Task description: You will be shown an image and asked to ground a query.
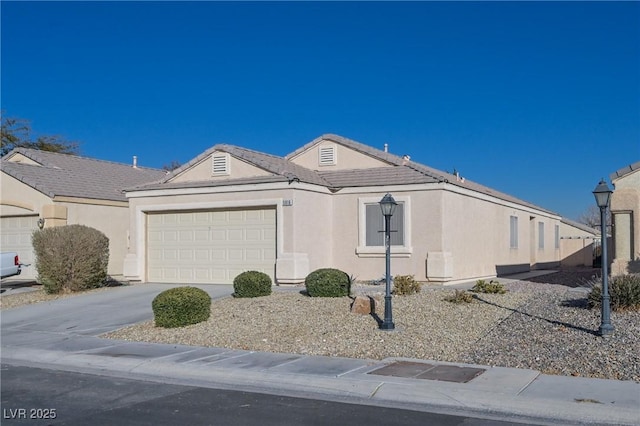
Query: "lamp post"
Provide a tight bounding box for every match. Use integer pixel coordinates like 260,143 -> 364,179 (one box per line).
593,179 -> 614,337
379,193 -> 397,330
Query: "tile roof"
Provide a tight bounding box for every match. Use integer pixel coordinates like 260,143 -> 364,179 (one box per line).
1,148 -> 166,202
130,134 -> 558,215
300,134 -> 557,214
286,133 -> 402,166
610,160 -> 640,181
318,166 -> 437,188
161,144 -> 330,187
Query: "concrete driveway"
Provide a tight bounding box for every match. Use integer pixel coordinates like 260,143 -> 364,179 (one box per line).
1,283 -> 233,345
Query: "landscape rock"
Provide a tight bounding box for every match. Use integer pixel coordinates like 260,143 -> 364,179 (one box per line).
350,295 -> 381,315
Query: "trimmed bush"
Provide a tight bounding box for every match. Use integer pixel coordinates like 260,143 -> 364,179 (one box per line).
233,270 -> 272,298
152,286 -> 211,328
305,268 -> 351,297
444,290 -> 473,304
471,279 -> 507,294
588,274 -> 640,312
393,275 -> 421,295
32,225 -> 109,294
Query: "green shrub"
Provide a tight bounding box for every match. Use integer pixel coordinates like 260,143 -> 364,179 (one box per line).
444,290 -> 473,304
305,268 -> 351,297
32,225 -> 109,294
393,275 -> 421,295
588,274 -> 640,312
471,279 -> 507,294
233,270 -> 272,298
152,286 -> 211,328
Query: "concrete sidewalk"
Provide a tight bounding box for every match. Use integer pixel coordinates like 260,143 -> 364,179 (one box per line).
1,283 -> 639,425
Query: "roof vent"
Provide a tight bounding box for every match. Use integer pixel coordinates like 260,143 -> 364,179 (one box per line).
133,155 -> 138,168
319,145 -> 336,166
212,153 -> 230,175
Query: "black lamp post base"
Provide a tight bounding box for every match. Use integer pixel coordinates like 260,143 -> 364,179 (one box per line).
599,324 -> 614,336
379,321 -> 395,330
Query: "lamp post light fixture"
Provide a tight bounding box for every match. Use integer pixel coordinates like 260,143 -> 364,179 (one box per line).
593,179 -> 614,337
379,193 -> 397,331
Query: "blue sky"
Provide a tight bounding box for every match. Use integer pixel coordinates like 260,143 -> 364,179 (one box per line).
2,1 -> 638,221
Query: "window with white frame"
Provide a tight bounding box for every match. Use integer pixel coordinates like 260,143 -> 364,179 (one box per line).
510,216 -> 518,249
212,153 -> 230,176
357,196 -> 412,256
555,224 -> 560,249
538,221 -> 545,250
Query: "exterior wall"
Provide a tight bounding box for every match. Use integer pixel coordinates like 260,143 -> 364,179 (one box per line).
169,154 -> 271,183
559,222 -> 596,267
1,172 -> 129,277
611,169 -> 640,275
1,173 -> 53,216
124,184 -> 333,284
440,188 -> 559,281
58,201 -> 130,277
327,183 -> 561,284
329,186 -> 444,282
289,141 -> 391,171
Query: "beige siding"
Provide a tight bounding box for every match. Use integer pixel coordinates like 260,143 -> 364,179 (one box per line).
330,189 -> 443,282
1,172 -> 130,278
59,201 -> 130,277
289,141 -> 391,171
560,222 -> 596,267
169,154 -> 271,183
611,168 -> 640,274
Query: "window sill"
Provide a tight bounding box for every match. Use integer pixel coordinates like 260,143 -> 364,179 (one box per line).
356,246 -> 413,258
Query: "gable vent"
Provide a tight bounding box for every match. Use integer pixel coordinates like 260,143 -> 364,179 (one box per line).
319,145 -> 336,166
212,153 -> 230,176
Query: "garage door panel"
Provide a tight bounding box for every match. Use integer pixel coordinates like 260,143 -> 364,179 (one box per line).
194,250 -> 209,261
211,229 -> 226,240
1,215 -> 39,280
211,249 -> 226,261
228,249 -> 243,261
147,208 -> 276,284
245,249 -> 262,261
194,230 -> 209,241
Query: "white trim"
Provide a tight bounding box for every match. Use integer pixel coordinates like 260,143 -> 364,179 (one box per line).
126,181 -> 333,198
132,198 -> 283,282
356,195 -> 412,257
128,179 -> 559,221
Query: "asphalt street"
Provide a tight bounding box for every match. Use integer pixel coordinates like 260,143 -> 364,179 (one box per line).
1,364 -> 534,426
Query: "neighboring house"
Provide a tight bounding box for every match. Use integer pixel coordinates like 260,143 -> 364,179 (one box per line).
610,161 -> 640,275
0,148 -> 166,279
123,134 -> 563,285
559,218 -> 598,267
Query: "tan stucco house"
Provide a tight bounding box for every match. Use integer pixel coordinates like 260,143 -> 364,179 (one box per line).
0,148 -> 166,279
610,161 -> 640,275
123,134 -> 564,285
559,218 -> 598,267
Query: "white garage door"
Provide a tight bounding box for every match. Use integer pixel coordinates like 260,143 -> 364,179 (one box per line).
0,215 -> 39,280
147,208 -> 276,284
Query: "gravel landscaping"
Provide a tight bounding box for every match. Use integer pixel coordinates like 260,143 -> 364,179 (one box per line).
3,270 -> 639,382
